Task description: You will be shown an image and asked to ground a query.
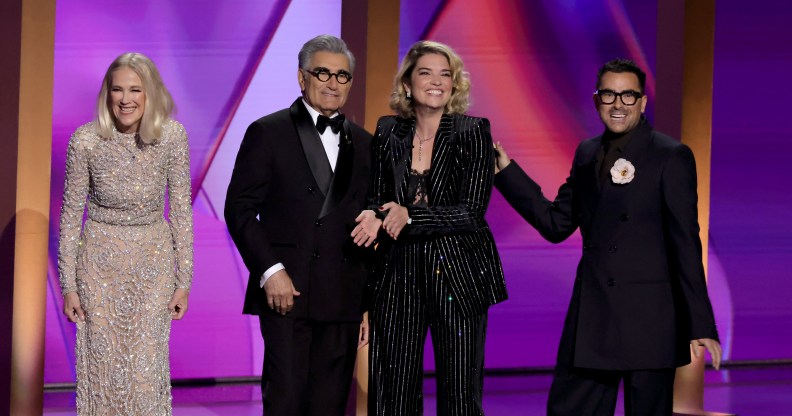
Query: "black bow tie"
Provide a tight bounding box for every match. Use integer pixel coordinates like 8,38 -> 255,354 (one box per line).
316,114 -> 345,134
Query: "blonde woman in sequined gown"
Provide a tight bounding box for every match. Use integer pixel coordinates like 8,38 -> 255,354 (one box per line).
58,53 -> 193,416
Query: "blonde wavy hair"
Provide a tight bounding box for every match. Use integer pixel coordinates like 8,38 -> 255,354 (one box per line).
390,40 -> 471,118
95,53 -> 174,144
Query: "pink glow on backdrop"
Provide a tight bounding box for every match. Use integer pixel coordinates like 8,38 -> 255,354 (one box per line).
46,0 -> 787,384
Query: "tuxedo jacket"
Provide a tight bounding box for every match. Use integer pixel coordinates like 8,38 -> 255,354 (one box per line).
225,98 -> 372,322
368,114 -> 507,317
495,121 -> 718,370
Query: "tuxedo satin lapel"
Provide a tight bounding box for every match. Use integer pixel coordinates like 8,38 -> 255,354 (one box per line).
391,118 -> 414,206
427,114 -> 454,202
319,122 -> 354,218
289,99 -> 333,197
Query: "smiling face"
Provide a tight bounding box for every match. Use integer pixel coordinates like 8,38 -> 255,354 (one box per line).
405,53 -> 453,114
109,66 -> 146,133
298,51 -> 352,117
595,71 -> 647,135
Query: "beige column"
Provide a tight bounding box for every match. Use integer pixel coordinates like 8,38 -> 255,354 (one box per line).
342,0 -> 401,132
341,1 -> 401,414
1,0 -> 56,415
656,1 -> 732,415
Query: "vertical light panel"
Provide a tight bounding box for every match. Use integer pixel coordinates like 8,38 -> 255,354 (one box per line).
12,0 -> 55,414
0,0 -> 22,411
657,0 -> 722,414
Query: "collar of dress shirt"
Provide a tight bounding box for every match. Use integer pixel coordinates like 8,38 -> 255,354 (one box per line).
301,99 -> 340,127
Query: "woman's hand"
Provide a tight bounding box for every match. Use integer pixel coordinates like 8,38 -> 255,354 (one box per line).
380,202 -> 410,240
169,288 -> 190,320
358,312 -> 369,349
63,292 -> 85,323
494,141 -> 511,173
351,210 -> 382,247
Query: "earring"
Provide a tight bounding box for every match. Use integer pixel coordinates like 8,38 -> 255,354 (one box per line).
406,90 -> 411,99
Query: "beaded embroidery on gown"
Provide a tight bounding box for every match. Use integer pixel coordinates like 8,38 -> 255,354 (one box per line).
58,120 -> 193,415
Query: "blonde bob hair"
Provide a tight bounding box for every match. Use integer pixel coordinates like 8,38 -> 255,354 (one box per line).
390,41 -> 471,118
95,52 -> 174,144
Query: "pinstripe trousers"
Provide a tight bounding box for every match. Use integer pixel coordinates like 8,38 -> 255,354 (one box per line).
368,239 -> 488,415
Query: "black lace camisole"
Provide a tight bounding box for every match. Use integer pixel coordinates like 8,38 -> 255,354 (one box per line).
407,169 -> 430,207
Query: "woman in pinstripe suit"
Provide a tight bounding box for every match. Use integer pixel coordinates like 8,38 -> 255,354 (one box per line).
352,41 -> 507,415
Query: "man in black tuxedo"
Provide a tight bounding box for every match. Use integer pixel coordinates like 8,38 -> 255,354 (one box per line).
494,59 -> 721,415
224,35 -> 372,416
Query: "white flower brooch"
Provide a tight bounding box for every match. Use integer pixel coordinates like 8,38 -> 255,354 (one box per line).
610,158 -> 635,184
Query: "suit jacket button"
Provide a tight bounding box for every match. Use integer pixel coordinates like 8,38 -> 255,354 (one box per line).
315,220 -> 322,227
620,214 -> 630,221
307,187 -> 314,193
608,245 -> 618,253
583,242 -> 592,250
607,279 -> 616,287
312,252 -> 320,260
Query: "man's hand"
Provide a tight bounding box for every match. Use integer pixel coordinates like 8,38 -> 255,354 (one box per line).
691,338 -> 722,370
168,288 -> 190,320
494,141 -> 511,173
264,270 -> 301,315
358,312 -> 369,349
352,210 -> 382,247
63,291 -> 85,323
380,202 -> 409,240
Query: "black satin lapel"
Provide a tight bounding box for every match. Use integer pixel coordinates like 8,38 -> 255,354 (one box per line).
319,122 -> 354,218
391,118 -> 414,206
290,99 -> 333,197
427,114 -> 454,201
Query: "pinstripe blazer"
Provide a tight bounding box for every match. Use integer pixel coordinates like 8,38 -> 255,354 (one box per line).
368,113 -> 507,317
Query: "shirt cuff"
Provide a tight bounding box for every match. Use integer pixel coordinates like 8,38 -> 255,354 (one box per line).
260,263 -> 285,288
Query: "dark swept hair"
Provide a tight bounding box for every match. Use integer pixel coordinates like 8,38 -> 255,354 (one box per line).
596,58 -> 646,93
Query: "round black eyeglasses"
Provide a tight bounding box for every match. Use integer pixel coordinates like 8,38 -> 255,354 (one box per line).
305,69 -> 352,84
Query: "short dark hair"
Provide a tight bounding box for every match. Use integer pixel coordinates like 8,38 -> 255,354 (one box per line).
596,58 -> 646,93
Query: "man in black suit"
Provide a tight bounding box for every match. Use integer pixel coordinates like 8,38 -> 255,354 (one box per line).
494,59 -> 721,415
224,35 -> 372,416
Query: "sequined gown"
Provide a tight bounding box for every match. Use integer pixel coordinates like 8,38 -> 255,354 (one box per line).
58,120 -> 193,416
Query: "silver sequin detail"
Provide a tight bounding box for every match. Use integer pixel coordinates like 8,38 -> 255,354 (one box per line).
58,120 -> 193,415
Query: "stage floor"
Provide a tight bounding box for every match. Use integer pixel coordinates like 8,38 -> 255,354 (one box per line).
43,366 -> 791,415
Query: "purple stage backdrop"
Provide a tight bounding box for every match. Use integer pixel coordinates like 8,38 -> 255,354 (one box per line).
45,0 -> 792,383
